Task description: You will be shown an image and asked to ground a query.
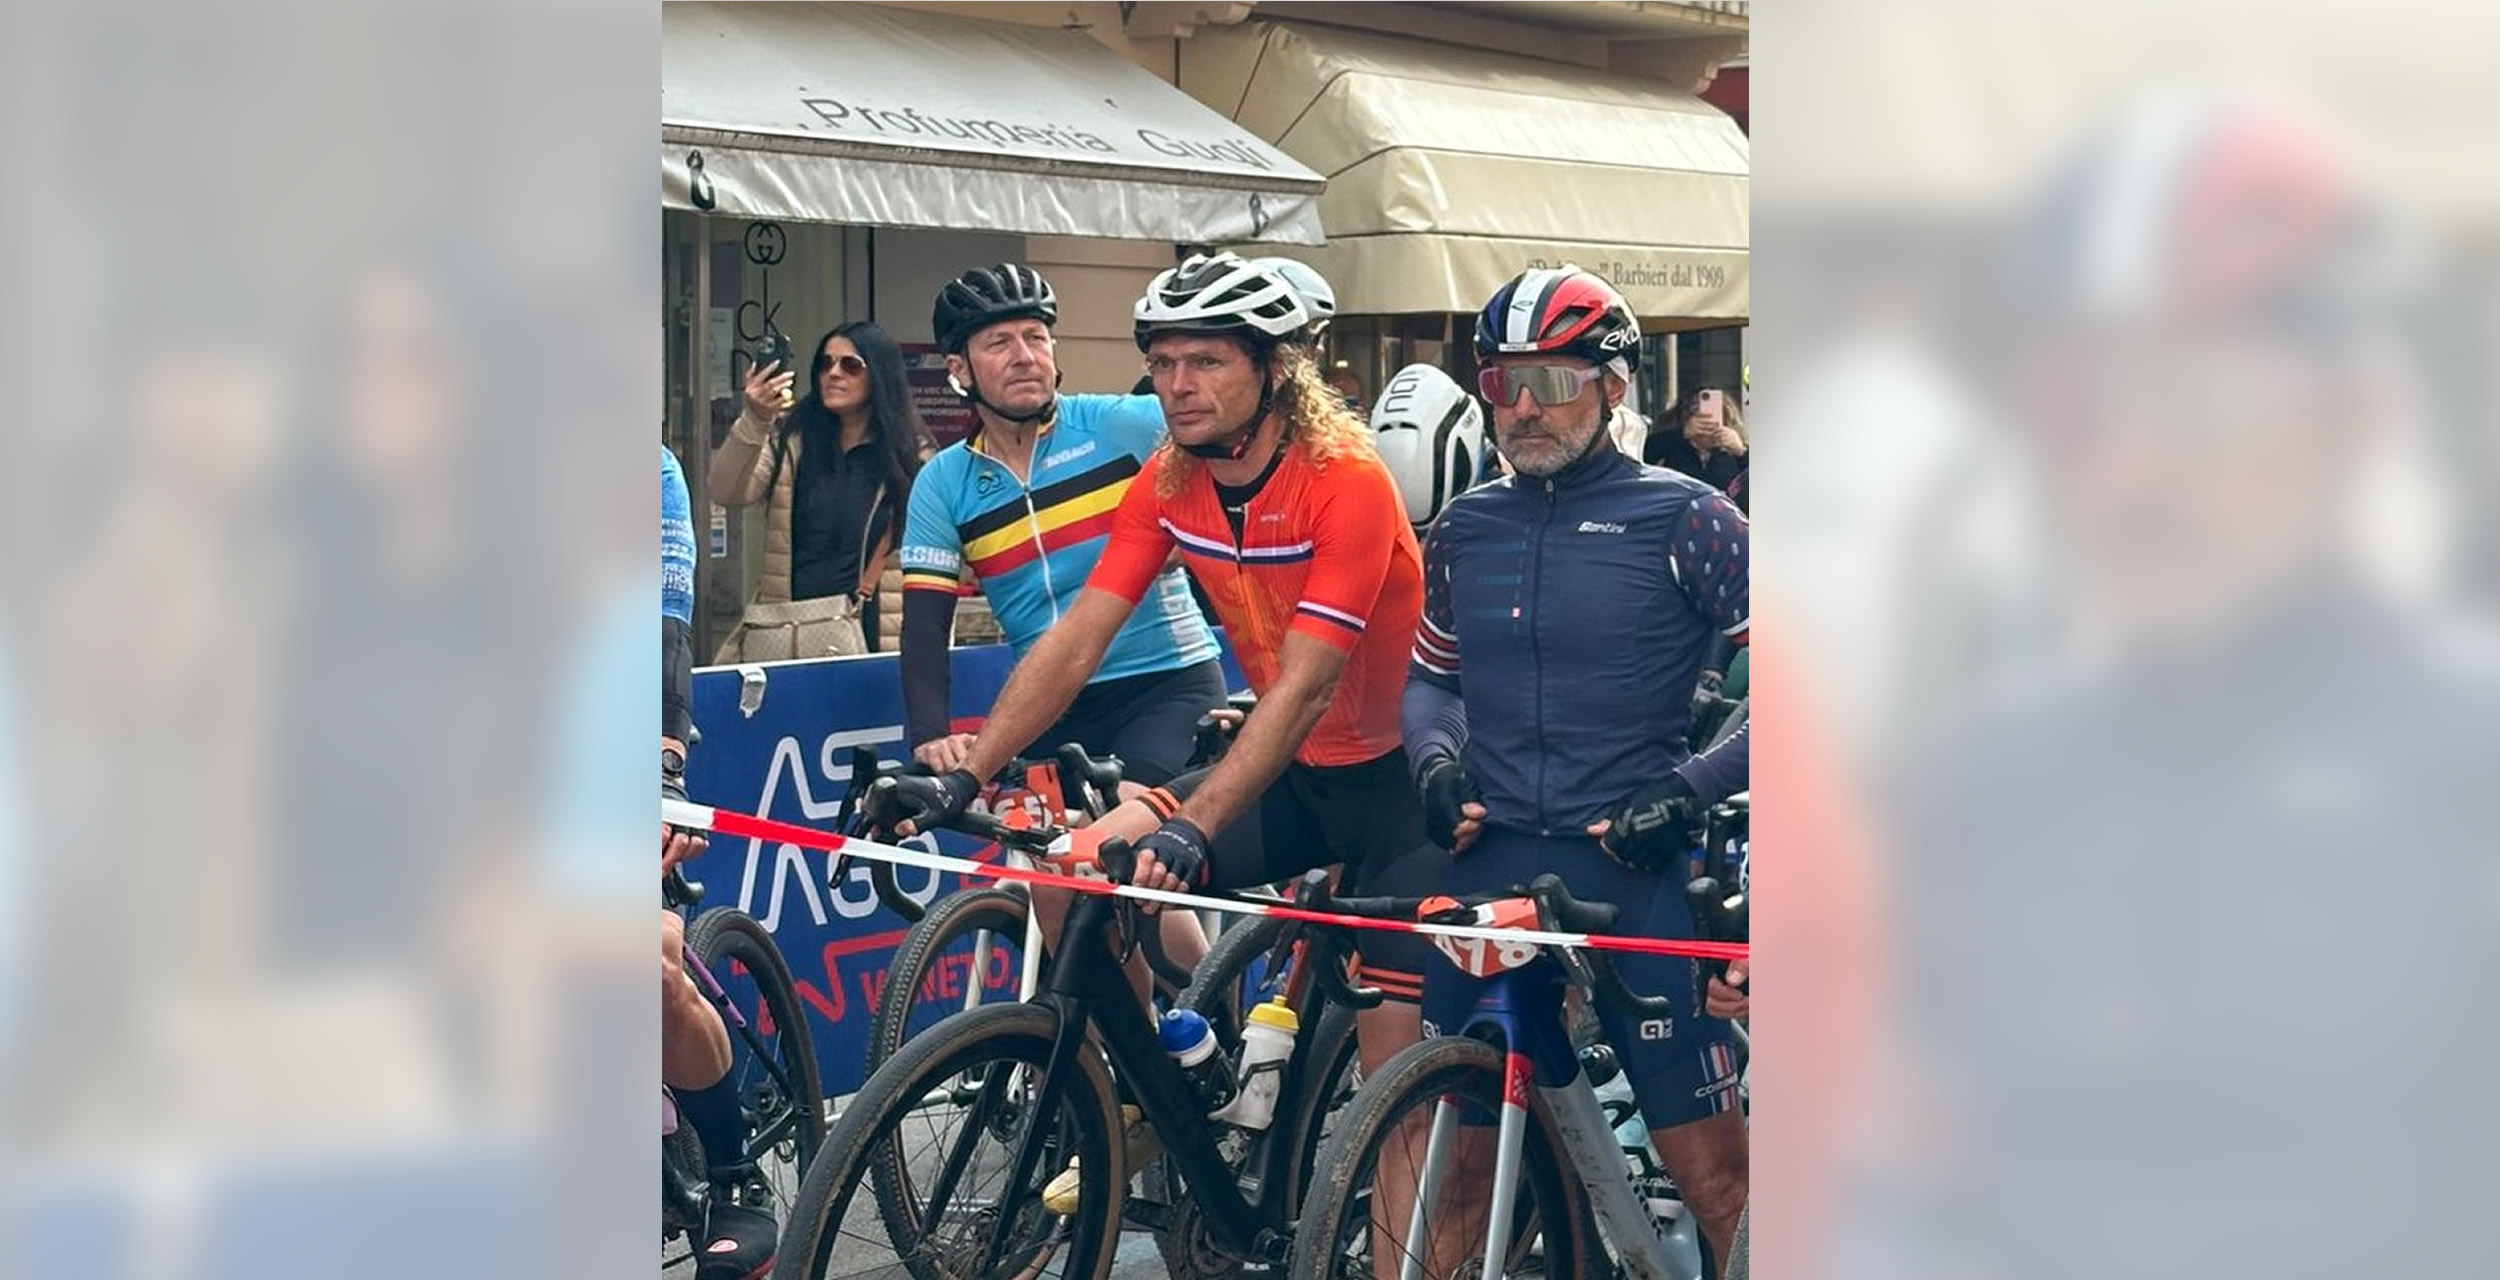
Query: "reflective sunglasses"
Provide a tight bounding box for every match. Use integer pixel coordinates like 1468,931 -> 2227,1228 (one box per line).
1477,362 -> 1606,408
813,351 -> 870,378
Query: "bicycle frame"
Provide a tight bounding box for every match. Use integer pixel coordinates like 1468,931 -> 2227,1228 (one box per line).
663,915 -> 808,1241
1011,889 -> 1329,1266
672,924 -> 813,1136
1406,965 -> 1695,1280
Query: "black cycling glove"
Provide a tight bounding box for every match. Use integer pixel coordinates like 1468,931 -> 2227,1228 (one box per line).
1417,753 -> 1482,851
1600,773 -> 1704,872
1131,816 -> 1212,889
880,768 -> 980,835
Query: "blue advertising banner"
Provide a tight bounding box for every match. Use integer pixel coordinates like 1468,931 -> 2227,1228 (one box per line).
680,641 -> 1243,1098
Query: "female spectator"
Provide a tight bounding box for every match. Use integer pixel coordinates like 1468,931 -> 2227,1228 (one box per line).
1648,385 -> 1749,513
710,322 -> 934,659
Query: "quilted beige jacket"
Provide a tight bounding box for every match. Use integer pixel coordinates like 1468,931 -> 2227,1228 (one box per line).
708,409 -> 911,649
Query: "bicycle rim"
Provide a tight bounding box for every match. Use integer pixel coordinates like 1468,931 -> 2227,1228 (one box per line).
1293,1036 -> 1584,1280
802,1003 -> 1120,1280
871,888 -> 1034,1072
686,909 -> 826,1229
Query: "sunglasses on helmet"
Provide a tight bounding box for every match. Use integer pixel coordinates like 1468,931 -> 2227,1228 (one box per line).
1477,362 -> 1607,409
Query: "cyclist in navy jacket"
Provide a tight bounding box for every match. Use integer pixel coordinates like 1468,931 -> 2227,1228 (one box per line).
1404,266 -> 1750,1264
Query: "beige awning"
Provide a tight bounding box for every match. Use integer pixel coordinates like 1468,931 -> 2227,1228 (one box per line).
664,3 -> 1327,244
1179,21 -> 1748,322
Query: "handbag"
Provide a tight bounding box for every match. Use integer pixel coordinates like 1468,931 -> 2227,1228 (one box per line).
711,476 -> 893,664
712,593 -> 866,664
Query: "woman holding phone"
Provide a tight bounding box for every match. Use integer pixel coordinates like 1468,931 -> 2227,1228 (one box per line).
709,322 -> 935,660
1647,384 -> 1749,513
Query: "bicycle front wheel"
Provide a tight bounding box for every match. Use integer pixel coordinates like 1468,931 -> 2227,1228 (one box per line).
1288,1034 -> 1589,1280
868,886 -> 1034,1072
1178,913 -> 1290,1049
687,908 -> 828,1222
778,1002 -> 1123,1280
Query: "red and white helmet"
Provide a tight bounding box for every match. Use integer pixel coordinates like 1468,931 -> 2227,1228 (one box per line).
1473,266 -> 1641,370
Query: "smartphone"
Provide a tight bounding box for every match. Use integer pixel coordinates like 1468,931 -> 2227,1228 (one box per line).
756,329 -> 793,377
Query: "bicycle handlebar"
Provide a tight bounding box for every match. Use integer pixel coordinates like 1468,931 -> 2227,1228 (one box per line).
839,745 -> 1131,923
1284,871 -> 1672,1022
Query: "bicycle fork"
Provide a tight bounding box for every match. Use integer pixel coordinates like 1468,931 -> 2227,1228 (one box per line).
1398,1050 -> 1536,1280
1401,1049 -> 1692,1280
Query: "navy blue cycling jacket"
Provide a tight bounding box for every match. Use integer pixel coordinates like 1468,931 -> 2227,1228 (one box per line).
1403,442 -> 1749,835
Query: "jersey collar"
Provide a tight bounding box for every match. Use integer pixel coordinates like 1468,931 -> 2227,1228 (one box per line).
1546,434 -> 1629,491
967,399 -> 1060,458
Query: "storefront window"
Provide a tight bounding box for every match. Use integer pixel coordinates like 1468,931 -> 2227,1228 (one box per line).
662,209 -> 855,661
1674,324 -> 1747,410
1319,314 -> 1457,415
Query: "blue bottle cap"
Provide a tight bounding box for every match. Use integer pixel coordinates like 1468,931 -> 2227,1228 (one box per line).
1158,1007 -> 1212,1053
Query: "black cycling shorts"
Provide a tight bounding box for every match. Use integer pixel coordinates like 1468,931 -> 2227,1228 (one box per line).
1034,659 -> 1229,787
1153,749 -> 1447,1004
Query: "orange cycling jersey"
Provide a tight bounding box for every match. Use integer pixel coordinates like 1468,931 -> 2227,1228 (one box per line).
1088,442 -> 1423,767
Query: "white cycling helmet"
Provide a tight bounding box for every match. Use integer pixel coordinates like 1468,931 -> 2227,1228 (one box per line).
1254,256 -> 1337,344
1371,363 -> 1486,527
1134,252 -> 1313,350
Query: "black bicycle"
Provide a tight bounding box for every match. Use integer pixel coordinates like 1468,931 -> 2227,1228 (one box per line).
772,778 -> 1389,1280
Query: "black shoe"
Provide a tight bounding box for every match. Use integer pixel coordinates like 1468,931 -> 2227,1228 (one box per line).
696,1200 -> 778,1280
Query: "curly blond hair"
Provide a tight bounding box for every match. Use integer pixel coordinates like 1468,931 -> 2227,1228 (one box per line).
1153,344 -> 1375,497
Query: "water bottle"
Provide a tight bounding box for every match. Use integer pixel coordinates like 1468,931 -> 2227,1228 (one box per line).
1213,998 -> 1300,1131
1160,1009 -> 1236,1116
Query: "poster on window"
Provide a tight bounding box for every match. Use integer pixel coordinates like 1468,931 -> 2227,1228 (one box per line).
708,308 -> 737,401
902,344 -> 976,446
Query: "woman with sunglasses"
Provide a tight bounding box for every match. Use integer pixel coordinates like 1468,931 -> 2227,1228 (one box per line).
711,322 -> 936,660
1648,384 -> 1749,514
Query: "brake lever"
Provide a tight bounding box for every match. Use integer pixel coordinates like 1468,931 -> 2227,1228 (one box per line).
838,745 -> 882,833
1685,875 -> 1733,983
1256,872 -> 1332,1003
663,867 -> 703,909
1190,714 -> 1228,768
1287,870 -> 1383,1009
1523,878 -> 1670,1020
1096,836 -> 1136,886
1312,927 -> 1385,1010
1590,949 -> 1675,1020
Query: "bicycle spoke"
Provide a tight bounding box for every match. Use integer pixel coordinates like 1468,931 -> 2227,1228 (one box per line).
841,1010 -> 1114,1280
978,1040 -> 1078,1277
1325,1059 -> 1557,1280
919,1060 -> 1021,1237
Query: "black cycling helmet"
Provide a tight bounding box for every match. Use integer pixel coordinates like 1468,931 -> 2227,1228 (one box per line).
933,264 -> 1059,355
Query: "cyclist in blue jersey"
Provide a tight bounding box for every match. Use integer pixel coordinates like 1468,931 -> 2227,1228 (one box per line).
663,446 -> 778,1280
1403,267 -> 1751,1266
900,264 -> 1229,787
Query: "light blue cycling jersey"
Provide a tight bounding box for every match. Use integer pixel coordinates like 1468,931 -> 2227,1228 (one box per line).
900,394 -> 1217,680
662,445 -> 696,627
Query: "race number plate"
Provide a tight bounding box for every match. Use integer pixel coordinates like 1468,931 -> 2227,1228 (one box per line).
1428,898 -> 1546,977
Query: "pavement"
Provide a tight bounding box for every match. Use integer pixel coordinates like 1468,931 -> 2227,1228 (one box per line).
666,1213 -> 1185,1279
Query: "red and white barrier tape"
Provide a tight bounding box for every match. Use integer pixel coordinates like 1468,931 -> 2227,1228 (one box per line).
664,798 -> 1748,964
